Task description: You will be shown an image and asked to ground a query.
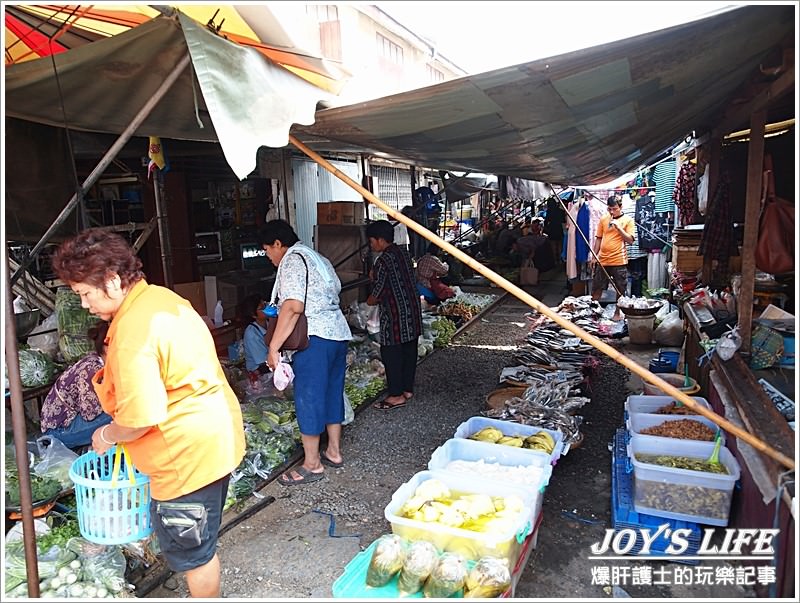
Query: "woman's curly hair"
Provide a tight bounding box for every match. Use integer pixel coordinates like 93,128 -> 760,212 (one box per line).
52,228 -> 145,290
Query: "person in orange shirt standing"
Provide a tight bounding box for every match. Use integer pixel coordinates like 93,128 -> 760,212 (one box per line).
52,229 -> 245,598
590,196 -> 635,321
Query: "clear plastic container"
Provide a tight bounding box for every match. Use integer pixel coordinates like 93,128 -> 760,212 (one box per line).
452,416 -> 566,465
384,470 -> 537,567
626,413 -> 724,446
427,438 -> 552,520
625,395 -> 710,417
626,435 -> 740,526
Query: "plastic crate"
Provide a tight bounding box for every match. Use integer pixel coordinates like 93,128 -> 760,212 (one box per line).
611,429 -> 701,565
453,416 -> 566,465
624,395 -> 710,421
428,438 -> 552,523
332,513 -> 543,598
385,470 -> 537,568
626,413 -> 724,446
626,434 -> 740,526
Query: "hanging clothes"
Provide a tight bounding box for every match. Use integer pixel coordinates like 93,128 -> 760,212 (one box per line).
635,194 -> 671,251
653,160 -> 678,214
673,160 -> 698,226
696,164 -> 710,216
575,200 -> 590,264
698,175 -> 733,261
565,200 -> 579,280
622,194 -> 647,260
648,251 -> 667,290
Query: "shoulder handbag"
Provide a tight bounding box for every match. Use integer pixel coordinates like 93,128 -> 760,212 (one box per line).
265,254 -> 309,351
755,156 -> 795,275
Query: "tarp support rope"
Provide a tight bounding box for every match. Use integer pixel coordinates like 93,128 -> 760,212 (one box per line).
288,134 -> 793,471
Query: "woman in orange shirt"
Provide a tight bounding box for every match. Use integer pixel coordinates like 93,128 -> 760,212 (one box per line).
52,229 -> 245,598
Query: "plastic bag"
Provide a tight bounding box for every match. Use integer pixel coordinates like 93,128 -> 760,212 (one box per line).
366,534 -> 406,587
273,361 -> 295,391
714,326 -> 742,362
423,552 -> 468,598
27,312 -> 60,359
34,436 -> 78,489
68,537 -> 128,594
397,540 -> 438,596
342,392 -> 355,426
366,305 -> 380,335
464,556 -> 512,598
56,288 -> 100,363
346,300 -> 367,331
653,310 -> 684,346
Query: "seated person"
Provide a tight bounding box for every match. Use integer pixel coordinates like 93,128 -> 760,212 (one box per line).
238,293 -> 270,378
39,321 -> 112,449
416,243 -> 456,304
513,219 -> 550,266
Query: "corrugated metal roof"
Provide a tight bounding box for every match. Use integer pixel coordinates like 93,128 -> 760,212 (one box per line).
295,5 -> 794,185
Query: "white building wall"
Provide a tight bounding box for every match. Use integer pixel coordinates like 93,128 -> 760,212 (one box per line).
292,157 -> 362,246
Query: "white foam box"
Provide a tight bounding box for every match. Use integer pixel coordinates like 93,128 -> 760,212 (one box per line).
626,435 -> 740,526
428,438 -> 552,521
385,469 -> 538,568
453,416 -> 566,465
624,395 -> 711,417
626,413 -> 725,446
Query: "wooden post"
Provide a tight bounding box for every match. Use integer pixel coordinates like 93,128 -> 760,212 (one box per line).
701,138 -> 722,282
738,110 -> 766,355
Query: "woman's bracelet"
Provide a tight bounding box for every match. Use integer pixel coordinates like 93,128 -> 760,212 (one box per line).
99,425 -> 115,446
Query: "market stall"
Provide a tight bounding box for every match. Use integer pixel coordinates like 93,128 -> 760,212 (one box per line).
5,5 -> 794,598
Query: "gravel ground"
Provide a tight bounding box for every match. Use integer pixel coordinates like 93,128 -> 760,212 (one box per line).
146,272 -> 756,599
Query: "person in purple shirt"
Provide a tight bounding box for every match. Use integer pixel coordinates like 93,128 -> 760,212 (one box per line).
39,322 -> 112,449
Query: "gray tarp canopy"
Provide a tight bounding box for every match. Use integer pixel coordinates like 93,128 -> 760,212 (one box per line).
4,13 -> 329,180
4,4 -> 794,205
4,12 -> 330,240
296,4 -> 794,185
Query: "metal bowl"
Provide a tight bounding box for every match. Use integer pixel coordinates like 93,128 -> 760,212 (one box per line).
619,303 -> 663,317
14,309 -> 41,339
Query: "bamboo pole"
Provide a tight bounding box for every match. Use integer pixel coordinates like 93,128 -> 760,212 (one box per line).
288,134 -> 795,471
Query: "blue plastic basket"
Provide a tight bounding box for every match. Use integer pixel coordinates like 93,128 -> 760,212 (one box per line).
69,444 -> 152,545
611,429 -> 701,565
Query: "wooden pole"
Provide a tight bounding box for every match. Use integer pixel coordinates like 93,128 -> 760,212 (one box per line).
288,134 -> 795,471
738,110 -> 766,355
5,259 -> 41,597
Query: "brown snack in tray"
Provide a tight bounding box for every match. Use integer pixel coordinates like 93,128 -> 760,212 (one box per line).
640,418 -> 715,441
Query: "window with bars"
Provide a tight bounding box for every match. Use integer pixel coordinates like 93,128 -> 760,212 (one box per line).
376,33 -> 404,65
426,64 -> 444,83
370,165 -> 413,220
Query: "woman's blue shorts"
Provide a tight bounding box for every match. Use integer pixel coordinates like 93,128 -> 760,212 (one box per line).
291,336 -> 348,435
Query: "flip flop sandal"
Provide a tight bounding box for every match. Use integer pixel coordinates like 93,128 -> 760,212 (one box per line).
278,466 -> 325,486
373,400 -> 407,411
320,451 -> 344,468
